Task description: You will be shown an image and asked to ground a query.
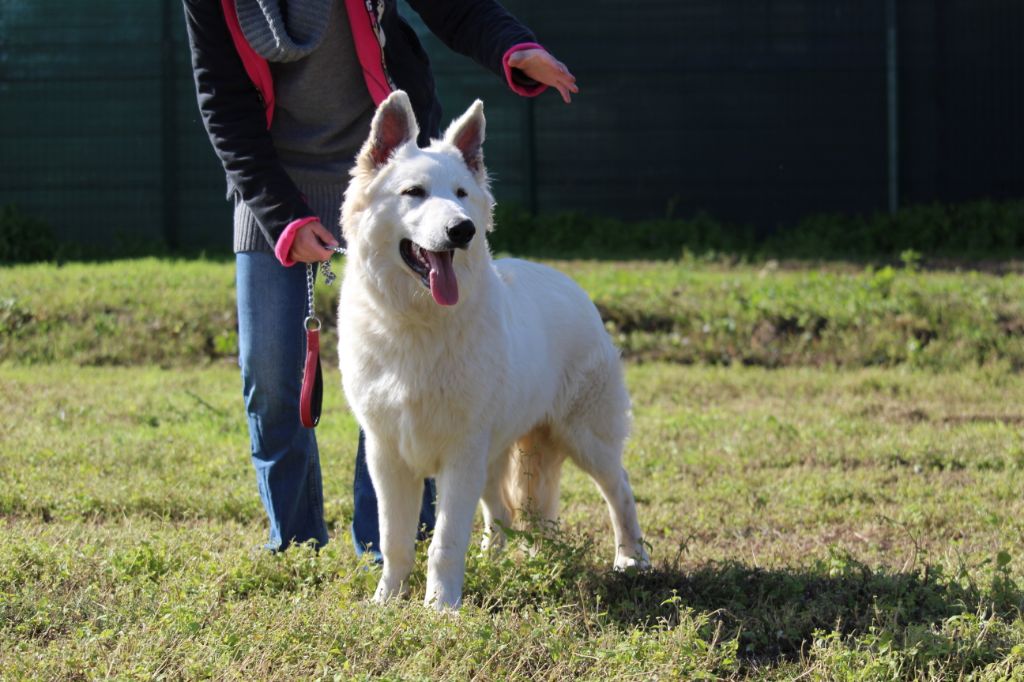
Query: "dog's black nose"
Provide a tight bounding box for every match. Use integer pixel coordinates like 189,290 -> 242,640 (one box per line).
447,220 -> 476,248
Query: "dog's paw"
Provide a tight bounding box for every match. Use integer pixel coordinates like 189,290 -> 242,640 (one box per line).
372,576 -> 411,604
424,577 -> 463,611
424,591 -> 462,612
613,547 -> 652,572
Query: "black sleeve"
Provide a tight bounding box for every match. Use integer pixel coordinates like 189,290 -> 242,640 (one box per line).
182,0 -> 313,248
403,0 -> 538,79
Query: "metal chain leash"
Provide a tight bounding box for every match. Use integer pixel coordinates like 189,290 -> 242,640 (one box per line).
304,263 -> 321,331
304,244 -> 346,331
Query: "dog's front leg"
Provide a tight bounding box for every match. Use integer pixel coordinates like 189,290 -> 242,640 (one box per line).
365,434 -> 422,603
425,448 -> 488,610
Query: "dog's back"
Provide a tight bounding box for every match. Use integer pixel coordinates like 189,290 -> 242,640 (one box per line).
489,257 -> 625,420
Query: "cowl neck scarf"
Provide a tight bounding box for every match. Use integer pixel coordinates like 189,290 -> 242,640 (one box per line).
235,0 -> 335,63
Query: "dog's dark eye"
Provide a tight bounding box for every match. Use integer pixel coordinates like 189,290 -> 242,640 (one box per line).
402,186 -> 427,198
456,188 -> 468,198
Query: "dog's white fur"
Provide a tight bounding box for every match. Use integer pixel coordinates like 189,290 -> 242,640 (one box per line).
338,91 -> 650,610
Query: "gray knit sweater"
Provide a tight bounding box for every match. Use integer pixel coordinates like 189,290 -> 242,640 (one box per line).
233,0 -> 375,253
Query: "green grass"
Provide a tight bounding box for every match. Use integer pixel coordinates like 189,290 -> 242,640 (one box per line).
4,257 -> 1024,369
2,363 -> 1024,679
3,258 -> 1024,678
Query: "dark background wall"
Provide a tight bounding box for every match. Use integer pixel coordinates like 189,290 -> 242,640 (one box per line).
0,0 -> 1020,251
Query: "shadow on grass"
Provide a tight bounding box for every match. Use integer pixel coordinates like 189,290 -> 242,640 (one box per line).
464,526 -> 1021,663
590,554 -> 1022,661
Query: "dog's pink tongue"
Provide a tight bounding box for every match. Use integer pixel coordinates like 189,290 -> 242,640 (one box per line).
425,250 -> 458,306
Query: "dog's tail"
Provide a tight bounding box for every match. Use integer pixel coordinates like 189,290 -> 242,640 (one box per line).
502,425 -> 564,528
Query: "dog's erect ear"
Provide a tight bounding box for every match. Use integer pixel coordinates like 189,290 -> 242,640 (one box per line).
443,99 -> 486,176
359,90 -> 420,170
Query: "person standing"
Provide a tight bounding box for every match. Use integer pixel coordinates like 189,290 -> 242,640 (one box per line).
182,0 -> 577,554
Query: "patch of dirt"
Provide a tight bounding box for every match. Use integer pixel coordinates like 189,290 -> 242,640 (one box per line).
595,302 -> 675,334
941,414 -> 1024,426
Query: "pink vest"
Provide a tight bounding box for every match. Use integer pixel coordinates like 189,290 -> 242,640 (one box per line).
219,0 -> 393,128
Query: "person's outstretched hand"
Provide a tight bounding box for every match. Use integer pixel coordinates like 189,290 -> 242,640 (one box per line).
507,48 -> 578,103
288,220 -> 338,263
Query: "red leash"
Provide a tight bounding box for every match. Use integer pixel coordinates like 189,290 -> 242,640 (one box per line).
300,313 -> 323,428
299,250 -> 343,429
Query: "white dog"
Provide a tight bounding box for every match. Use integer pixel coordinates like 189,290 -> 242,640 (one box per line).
337,91 -> 650,610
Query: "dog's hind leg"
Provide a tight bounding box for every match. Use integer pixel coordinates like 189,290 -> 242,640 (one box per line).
561,426 -> 650,571
503,425 -> 565,530
365,435 -> 423,603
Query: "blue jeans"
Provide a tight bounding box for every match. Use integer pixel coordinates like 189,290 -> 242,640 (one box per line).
236,252 -> 434,554
350,430 -> 437,558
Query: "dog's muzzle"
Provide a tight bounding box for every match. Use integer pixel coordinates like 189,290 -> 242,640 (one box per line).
400,239 -> 460,306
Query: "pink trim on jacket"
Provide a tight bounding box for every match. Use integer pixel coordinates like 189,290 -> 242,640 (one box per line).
274,217 -> 320,267
221,0 -> 276,127
344,0 -> 394,104
222,4 -> 543,124
503,42 -> 549,97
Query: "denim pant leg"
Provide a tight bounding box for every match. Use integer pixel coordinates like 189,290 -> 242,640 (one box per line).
350,431 -> 436,558
237,252 -> 329,551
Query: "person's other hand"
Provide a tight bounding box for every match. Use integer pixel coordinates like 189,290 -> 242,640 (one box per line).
507,48 -> 578,103
288,220 -> 338,263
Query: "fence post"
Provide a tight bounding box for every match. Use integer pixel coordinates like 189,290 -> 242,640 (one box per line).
161,0 -> 180,250
885,0 -> 900,214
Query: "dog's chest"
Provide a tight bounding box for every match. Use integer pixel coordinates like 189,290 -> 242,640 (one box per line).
343,322 -> 502,456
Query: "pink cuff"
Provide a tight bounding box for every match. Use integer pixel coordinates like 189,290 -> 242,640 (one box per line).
274,217 -> 319,267
503,42 -> 549,98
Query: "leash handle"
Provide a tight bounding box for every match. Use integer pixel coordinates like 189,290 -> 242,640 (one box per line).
300,263 -> 323,428
298,251 -> 345,428
300,315 -> 323,428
